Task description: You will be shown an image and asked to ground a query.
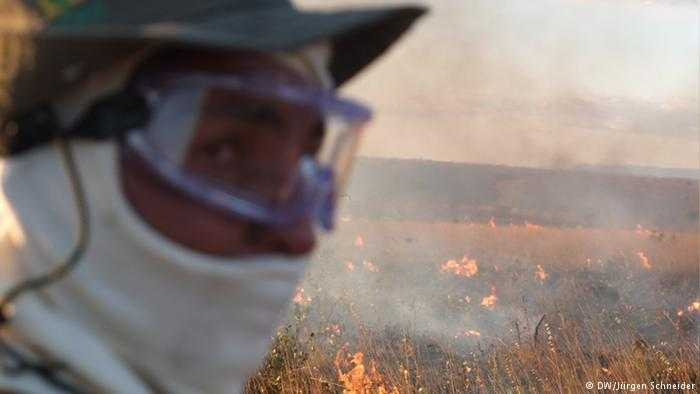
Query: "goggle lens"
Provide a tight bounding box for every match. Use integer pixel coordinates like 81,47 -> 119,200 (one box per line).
123,73 -> 371,229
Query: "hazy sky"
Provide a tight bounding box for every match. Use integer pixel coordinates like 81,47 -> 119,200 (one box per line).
300,0 -> 699,169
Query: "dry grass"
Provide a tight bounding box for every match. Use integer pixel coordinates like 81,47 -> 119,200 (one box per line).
245,220 -> 699,393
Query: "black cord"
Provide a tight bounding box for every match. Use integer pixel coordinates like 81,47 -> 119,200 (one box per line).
0,138 -> 90,322
0,337 -> 86,393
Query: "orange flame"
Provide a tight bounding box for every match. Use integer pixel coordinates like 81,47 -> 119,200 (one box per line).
292,287 -> 311,306
354,235 -> 364,247
335,347 -> 397,394
481,286 -> 498,309
636,252 -> 652,269
525,222 -> 544,230
489,217 -> 496,228
688,301 -> 700,313
363,260 -> 379,273
462,330 -> 482,338
345,261 -> 356,272
441,256 -> 479,277
535,264 -> 548,281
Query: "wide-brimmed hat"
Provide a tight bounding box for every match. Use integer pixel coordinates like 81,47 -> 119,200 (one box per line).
0,0 -> 426,117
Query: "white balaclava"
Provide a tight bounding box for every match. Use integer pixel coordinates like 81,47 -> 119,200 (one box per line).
0,44 -> 332,394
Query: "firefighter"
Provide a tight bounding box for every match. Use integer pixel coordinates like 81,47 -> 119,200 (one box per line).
0,1 -> 425,392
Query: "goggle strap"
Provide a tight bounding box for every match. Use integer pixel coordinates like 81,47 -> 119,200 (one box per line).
0,91 -> 149,157
71,90 -> 150,140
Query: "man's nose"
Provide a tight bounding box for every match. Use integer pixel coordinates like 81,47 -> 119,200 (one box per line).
246,220 -> 316,256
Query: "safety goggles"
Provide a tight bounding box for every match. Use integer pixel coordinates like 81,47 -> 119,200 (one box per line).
120,73 -> 371,230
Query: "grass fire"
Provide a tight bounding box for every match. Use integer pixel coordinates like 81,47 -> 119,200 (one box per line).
245,159 -> 699,393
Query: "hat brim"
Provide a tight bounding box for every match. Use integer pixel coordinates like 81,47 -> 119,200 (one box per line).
39,5 -> 427,86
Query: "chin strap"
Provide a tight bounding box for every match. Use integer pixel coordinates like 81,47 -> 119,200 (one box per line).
0,138 -> 90,324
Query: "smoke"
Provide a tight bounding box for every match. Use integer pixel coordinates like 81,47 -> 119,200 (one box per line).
299,0 -> 699,169
288,0 -> 700,350
297,218 -> 698,349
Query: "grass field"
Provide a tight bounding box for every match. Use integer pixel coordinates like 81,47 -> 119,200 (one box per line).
245,219 -> 699,393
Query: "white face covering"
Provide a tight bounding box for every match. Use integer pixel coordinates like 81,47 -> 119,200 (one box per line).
0,44 -> 333,394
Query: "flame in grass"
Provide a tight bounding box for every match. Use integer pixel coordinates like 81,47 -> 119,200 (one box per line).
345,261 -> 356,272
354,235 -> 364,247
363,260 -> 379,273
335,347 -> 398,394
688,301 -> 700,313
636,252 -> 652,269
481,286 -> 498,309
525,222 -> 544,230
535,264 -> 549,281
292,287 -> 311,306
441,256 -> 479,277
489,217 -> 496,228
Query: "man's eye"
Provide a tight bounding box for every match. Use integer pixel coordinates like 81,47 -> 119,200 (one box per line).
202,139 -> 239,165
